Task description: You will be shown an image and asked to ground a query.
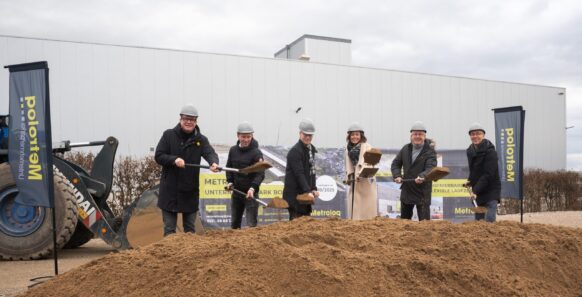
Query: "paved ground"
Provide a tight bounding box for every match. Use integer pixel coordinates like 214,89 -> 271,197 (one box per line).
497,210 -> 582,228
0,240 -> 115,297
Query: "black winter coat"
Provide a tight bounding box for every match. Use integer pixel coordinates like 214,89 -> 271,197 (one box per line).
155,124 -> 219,213
467,138 -> 501,206
391,139 -> 437,205
226,138 -> 265,194
283,140 -> 317,215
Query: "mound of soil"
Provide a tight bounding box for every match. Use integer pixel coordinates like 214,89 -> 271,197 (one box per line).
20,217 -> 582,297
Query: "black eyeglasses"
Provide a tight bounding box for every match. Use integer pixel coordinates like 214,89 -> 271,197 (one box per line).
181,116 -> 197,122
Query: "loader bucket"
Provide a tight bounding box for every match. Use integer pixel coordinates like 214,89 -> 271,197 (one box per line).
122,186 -> 204,248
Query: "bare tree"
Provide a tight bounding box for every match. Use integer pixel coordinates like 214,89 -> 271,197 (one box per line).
502,169 -> 582,213
110,155 -> 161,216
63,151 -> 95,172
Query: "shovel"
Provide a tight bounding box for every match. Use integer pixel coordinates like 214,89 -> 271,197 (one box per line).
186,161 -> 272,174
225,186 -> 289,209
466,187 -> 487,214
400,166 -> 450,182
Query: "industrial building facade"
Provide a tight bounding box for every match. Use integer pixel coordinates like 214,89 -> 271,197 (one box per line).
0,35 -> 566,170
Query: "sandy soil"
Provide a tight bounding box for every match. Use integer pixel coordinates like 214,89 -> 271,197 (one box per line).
11,213 -> 582,297
0,212 -> 582,297
0,240 -> 115,297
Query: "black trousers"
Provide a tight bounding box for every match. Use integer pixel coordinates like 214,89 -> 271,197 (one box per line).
161,210 -> 196,236
288,208 -> 310,221
401,203 -> 431,221
231,195 -> 259,229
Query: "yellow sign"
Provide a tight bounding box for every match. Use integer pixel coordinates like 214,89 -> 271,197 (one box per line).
432,179 -> 469,197
199,173 -> 284,199
257,184 -> 284,198
205,204 -> 227,212
376,171 -> 393,177
200,173 -> 229,199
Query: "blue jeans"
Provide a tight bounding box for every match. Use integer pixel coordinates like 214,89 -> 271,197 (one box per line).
475,200 -> 498,222
162,210 -> 196,236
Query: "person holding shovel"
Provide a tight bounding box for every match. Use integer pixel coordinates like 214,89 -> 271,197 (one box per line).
155,104 -> 219,236
463,123 -> 501,222
225,121 -> 265,229
391,121 -> 437,221
344,122 -> 378,220
283,118 -> 319,220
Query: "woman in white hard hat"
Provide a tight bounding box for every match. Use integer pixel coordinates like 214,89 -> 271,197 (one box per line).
344,122 -> 378,220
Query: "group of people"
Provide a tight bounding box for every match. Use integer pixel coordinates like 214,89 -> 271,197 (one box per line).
154,104 -> 501,235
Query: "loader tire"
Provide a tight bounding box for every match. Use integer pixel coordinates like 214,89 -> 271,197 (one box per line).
0,163 -> 78,260
63,221 -> 94,249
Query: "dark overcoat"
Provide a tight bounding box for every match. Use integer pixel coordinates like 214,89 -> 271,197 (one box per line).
391,139 -> 437,205
155,124 -> 219,213
283,140 -> 317,215
467,138 -> 501,206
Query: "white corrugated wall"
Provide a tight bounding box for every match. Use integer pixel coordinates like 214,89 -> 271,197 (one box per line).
0,35 -> 566,169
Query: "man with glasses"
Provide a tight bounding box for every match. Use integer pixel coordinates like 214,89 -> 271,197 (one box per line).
391,121 -> 437,221
225,121 -> 265,229
283,118 -> 320,220
463,123 -> 501,222
155,104 -> 219,236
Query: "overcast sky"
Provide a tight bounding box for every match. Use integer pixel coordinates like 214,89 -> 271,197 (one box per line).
1,0 -> 581,170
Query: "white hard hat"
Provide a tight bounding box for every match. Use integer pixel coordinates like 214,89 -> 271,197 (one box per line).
180,104 -> 199,117
299,118 -> 316,135
347,122 -> 364,133
468,122 -> 486,134
237,121 -> 254,133
410,121 -> 427,133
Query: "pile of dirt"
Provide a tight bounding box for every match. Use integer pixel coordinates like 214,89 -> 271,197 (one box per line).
20,218 -> 582,297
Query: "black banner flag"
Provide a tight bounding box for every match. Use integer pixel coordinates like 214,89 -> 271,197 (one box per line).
493,106 -> 525,200
5,61 -> 54,207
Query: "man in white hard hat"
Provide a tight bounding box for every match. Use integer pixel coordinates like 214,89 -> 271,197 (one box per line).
391,121 -> 437,221
225,121 -> 265,229
464,123 -> 501,222
155,104 -> 219,236
282,118 -> 319,220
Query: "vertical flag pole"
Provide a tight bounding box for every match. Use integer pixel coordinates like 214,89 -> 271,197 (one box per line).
519,109 -> 526,224
44,66 -> 58,275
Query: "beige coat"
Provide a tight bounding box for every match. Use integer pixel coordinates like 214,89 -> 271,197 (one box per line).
345,142 -> 378,220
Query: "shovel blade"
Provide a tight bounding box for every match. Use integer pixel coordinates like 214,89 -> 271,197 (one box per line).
267,197 -> 289,209
239,161 -> 272,174
363,148 -> 382,165
425,166 -> 450,181
469,207 -> 488,214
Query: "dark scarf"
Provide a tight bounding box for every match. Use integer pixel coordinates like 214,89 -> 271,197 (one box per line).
347,142 -> 361,167
305,143 -> 316,176
178,127 -> 197,142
